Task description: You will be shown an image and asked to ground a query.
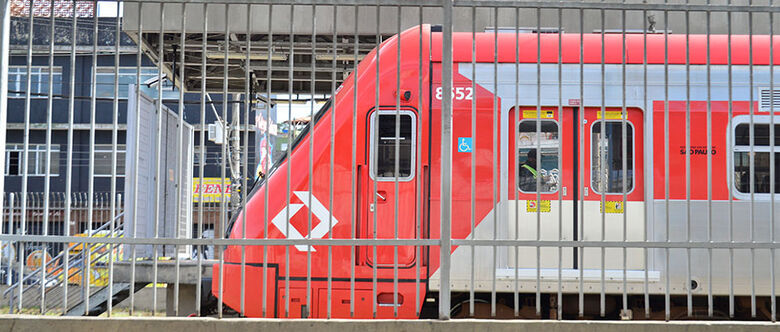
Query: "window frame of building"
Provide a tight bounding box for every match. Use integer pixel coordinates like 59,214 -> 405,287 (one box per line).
94,67 -> 179,100
93,144 -> 127,177
4,144 -> 61,176
8,66 -> 63,99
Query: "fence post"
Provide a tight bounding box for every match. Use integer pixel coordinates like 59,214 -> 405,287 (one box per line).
439,0 -> 453,321
7,193 -> 13,287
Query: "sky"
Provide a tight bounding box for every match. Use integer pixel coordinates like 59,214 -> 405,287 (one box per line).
96,1 -> 122,17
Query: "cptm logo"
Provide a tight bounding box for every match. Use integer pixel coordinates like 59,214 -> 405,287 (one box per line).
270,191 -> 339,252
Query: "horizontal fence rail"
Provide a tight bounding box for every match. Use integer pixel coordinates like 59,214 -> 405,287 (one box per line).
2,0 -> 780,323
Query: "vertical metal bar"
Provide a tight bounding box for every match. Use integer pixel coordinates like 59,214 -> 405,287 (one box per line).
599,7 -> 607,318
85,0 -> 99,314
262,2 -> 271,318
578,7 -> 585,318
642,5 -> 650,319
393,5 -> 401,318
174,2 -> 187,317
349,3 -> 358,318
218,2 -> 230,318
18,0 -> 33,313
0,0 -> 9,246
727,2 -> 735,318
706,0 -> 713,319
107,0 -> 121,317
195,1 -> 207,318
327,3 -> 337,320
493,5 -> 499,318
152,2 -> 166,316
620,4 -> 628,317
416,5 -> 423,318
306,3 -> 316,318
439,0 -> 453,320
371,3 -> 379,319
63,0 -> 77,314
79,192 -> 85,309
748,3 -> 757,318
512,6 -> 520,318
6,195 -> 12,291
557,5 -> 563,321
285,3 -> 293,318
663,6 -> 671,322
0,0 -> 7,297
240,2 -> 251,318
14,194 -> 21,312
535,5 -> 542,318
40,0 -> 55,313
469,5 -> 476,318
770,1 -> 777,322
128,1 -> 142,315
685,5 -> 692,318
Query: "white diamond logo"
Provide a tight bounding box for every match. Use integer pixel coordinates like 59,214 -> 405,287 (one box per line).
270,191 -> 339,252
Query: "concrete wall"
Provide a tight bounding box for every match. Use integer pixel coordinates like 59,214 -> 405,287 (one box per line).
0,285 -> 166,312
0,316 -> 778,332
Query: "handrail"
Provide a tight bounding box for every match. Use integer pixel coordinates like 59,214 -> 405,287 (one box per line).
7,228 -> 124,301
40,230 -> 125,298
21,229 -> 124,306
3,212 -> 125,298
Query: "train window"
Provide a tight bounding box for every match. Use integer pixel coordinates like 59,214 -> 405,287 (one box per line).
517,120 -> 559,193
734,123 -> 780,146
733,122 -> 780,194
733,152 -> 780,194
591,121 -> 634,194
370,111 -> 416,181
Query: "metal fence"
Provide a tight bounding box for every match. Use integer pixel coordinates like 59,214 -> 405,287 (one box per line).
2,0 -> 780,322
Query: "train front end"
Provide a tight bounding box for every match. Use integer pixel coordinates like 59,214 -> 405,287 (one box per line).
212,25 -> 432,319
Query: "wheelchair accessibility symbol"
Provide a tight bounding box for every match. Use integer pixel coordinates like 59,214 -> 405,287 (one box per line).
458,137 -> 472,153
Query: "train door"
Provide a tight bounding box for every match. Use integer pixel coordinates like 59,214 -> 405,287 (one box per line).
361,109 -> 418,267
509,107 -> 575,270
580,107 -> 645,270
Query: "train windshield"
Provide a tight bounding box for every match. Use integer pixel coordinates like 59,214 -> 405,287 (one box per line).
248,99 -> 333,194
225,99 -> 332,238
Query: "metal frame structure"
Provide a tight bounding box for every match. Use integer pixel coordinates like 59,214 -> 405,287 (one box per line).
3,0 -> 780,322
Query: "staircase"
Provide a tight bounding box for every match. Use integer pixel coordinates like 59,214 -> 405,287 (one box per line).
64,282 -> 148,316
3,213 -> 147,315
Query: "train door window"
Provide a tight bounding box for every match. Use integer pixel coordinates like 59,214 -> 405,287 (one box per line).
733,123 -> 780,194
370,111 -> 416,181
591,121 -> 634,194
517,120 -> 559,193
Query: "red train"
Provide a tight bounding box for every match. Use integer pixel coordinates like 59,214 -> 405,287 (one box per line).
213,25 -> 780,319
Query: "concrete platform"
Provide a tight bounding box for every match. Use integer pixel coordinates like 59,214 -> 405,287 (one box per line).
113,260 -> 215,284
114,260 -> 215,317
0,315 -> 778,332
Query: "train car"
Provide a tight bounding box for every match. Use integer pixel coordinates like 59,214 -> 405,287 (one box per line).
213,24 -> 780,319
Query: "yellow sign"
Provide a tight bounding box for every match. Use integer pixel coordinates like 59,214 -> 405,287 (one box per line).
600,201 -> 625,214
596,110 -> 626,120
526,200 -> 551,213
523,110 -> 555,119
192,178 -> 232,203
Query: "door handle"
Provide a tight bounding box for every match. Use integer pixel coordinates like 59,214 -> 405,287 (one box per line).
370,191 -> 386,213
